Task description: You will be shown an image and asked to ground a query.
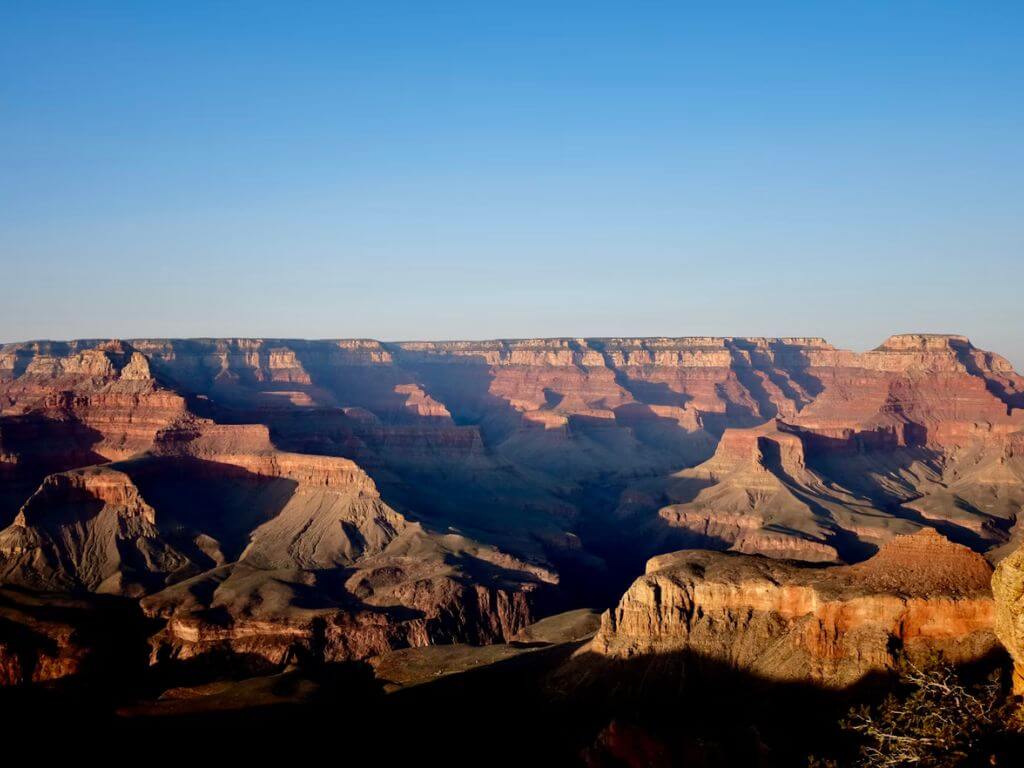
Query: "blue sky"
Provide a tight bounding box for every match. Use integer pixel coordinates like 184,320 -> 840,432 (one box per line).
2,2 -> 1022,367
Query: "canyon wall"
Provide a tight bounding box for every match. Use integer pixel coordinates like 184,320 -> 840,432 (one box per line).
589,530 -> 999,688
1,333 -> 1022,682
994,540 -> 1024,694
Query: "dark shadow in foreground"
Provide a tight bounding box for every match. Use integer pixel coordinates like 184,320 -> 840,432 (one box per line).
2,634 -> 1021,767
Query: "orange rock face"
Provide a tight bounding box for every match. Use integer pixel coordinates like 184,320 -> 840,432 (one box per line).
0,341 -> 189,463
589,530 -> 998,688
993,540 -> 1024,694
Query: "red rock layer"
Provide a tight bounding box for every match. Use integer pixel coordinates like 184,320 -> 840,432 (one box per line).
0,341 -> 189,463
589,530 -> 997,688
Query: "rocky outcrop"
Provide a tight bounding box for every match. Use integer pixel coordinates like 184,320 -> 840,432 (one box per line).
993,542 -> 1024,694
650,421 -> 916,563
142,421 -> 554,666
0,466 -> 197,596
589,530 -> 998,688
143,557 -> 541,669
140,523 -> 552,668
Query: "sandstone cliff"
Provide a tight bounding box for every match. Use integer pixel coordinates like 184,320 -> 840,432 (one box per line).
993,541 -> 1024,694
588,530 -> 997,688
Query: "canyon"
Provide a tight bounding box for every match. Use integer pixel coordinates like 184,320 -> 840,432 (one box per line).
0,332 -> 1023,697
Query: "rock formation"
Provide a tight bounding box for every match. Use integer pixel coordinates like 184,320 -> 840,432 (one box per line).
0,332 -> 1021,683
0,466 -> 197,596
0,587 -> 145,686
993,541 -> 1024,694
0,415 -> 554,669
589,530 -> 998,688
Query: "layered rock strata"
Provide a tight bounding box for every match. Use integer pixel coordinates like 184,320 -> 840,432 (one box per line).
0,333 -> 1022,683
993,541 -> 1024,694
589,530 -> 998,688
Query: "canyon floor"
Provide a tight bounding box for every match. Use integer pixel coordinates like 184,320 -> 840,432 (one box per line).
2,333 -> 1024,763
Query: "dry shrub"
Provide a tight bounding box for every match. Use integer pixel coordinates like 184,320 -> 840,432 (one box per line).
814,659 -> 1023,767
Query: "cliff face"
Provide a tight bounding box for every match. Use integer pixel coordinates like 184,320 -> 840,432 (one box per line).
993,542 -> 1024,694
654,422 -> 858,563
0,466 -> 197,596
5,335 -> 1019,463
0,415 -> 554,668
0,341 -> 189,464
136,418 -> 554,667
589,530 -> 998,688
0,333 -> 1022,683
611,334 -> 1024,564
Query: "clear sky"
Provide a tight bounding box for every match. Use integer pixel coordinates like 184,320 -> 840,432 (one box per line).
2,2 -> 1022,368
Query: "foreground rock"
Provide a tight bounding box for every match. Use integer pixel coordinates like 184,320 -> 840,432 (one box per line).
588,530 -> 998,688
993,542 -> 1024,694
